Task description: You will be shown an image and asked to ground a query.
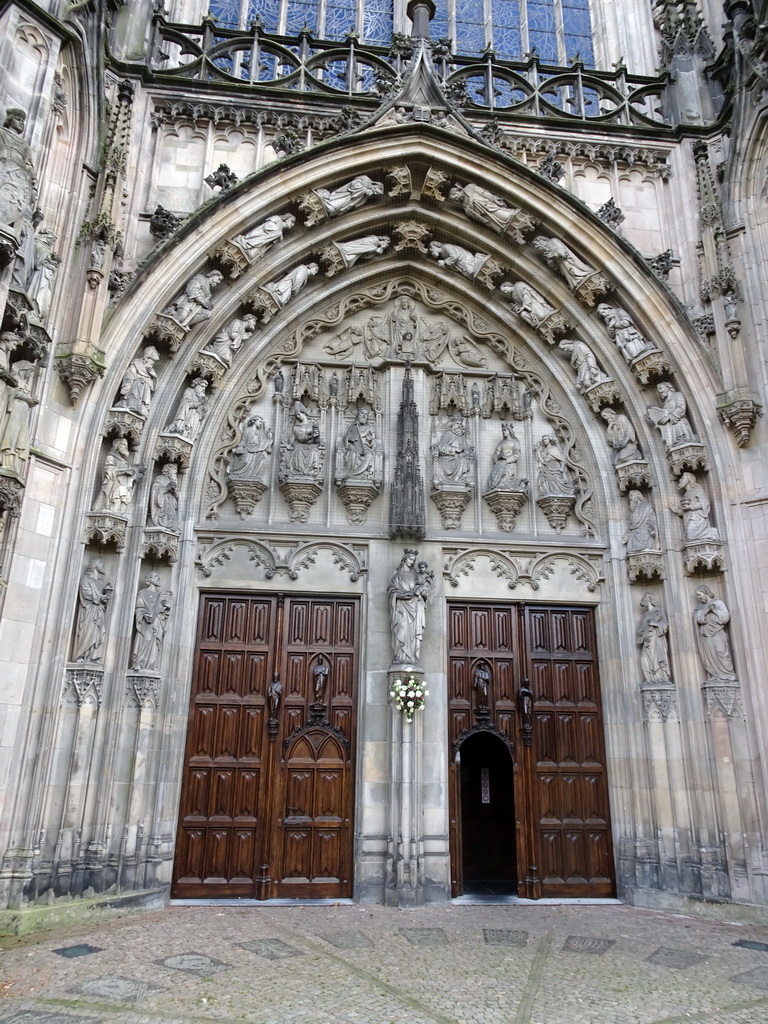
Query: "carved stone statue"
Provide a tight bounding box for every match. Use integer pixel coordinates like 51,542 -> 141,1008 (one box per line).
432,416 -> 474,485
27,227 -> 60,321
313,654 -> 329,703
391,296 -> 418,358
388,549 -> 431,667
501,281 -> 557,328
637,592 -> 672,686
267,671 -> 282,715
116,346 -> 160,418
131,572 -> 173,672
559,338 -> 609,393
429,241 -> 490,281
0,360 -> 37,472
72,558 -> 113,663
533,236 -> 598,289
166,377 -> 209,441
671,472 -> 719,542
228,412 -> 273,481
92,437 -> 143,515
338,407 -> 376,481
450,182 -> 528,236
200,314 -> 257,367
162,270 -> 224,328
601,408 -> 642,465
331,234 -> 390,270
646,382 -> 698,447
623,490 -> 659,552
280,400 -> 322,478
233,213 -> 296,255
0,108 -> 35,237
263,263 -> 319,308
693,585 -> 737,682
149,462 -> 180,530
597,304 -> 655,361
313,174 -> 384,218
535,435 -> 574,497
487,422 -> 527,491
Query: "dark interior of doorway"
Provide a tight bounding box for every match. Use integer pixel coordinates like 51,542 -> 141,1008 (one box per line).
460,732 -> 517,896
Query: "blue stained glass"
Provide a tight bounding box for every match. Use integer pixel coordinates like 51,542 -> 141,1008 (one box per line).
364,4 -> 393,45
285,1 -> 318,34
463,74 -> 488,103
562,3 -> 593,64
256,51 -> 278,78
581,86 -> 600,115
492,76 -> 526,106
247,0 -> 279,29
492,0 -> 521,59
209,0 -> 243,28
212,52 -> 236,74
431,8 -> 450,44
325,1 -> 358,40
456,21 -> 486,54
323,58 -> 349,89
457,0 -> 483,18
358,63 -> 379,89
564,34 -> 593,65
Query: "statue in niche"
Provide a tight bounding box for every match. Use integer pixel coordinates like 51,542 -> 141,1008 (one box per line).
0,108 -> 35,235
391,296 -> 419,359
332,234 -> 390,269
166,377 -> 209,441
559,339 -> 609,393
131,571 -> 173,672
601,408 -> 642,465
487,422 -> 528,492
116,346 -> 160,418
501,281 -> 557,328
623,490 -> 659,553
161,270 -> 224,328
92,437 -> 144,515
646,382 -> 698,447
338,407 -> 376,481
432,416 -> 474,485
313,653 -> 329,703
232,212 -> 296,256
313,174 -> 384,217
72,558 -> 113,664
449,335 -> 487,368
0,360 -> 37,472
228,412 -> 273,481
267,671 -> 282,715
10,204 -> 42,292
533,236 -> 598,289
428,241 -> 490,281
149,462 -> 180,530
200,313 -> 257,367
263,263 -> 319,308
636,592 -> 672,686
388,549 -> 431,667
597,304 -> 655,362
473,660 -> 491,702
535,435 -> 574,497
693,585 -> 737,682
27,227 -> 60,322
670,472 -> 719,542
450,182 -> 523,235
281,400 -> 322,478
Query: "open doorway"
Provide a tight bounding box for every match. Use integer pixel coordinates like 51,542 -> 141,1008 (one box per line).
459,731 -> 517,896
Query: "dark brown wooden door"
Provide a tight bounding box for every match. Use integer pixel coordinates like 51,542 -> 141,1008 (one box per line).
448,602 -> 614,899
172,593 -> 358,899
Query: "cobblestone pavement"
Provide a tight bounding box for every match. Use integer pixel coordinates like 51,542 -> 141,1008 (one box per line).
2,901 -> 768,1024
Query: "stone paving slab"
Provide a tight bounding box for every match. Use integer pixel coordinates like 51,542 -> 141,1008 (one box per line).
2,903 -> 768,1023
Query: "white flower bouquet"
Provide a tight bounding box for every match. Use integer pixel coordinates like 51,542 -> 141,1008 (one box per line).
390,674 -> 428,723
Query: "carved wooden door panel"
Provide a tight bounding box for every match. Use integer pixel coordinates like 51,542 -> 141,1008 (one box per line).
172,593 -> 358,899
522,605 -> 614,898
448,601 -> 614,899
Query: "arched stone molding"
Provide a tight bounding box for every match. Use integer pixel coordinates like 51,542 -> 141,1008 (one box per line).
194,535 -> 368,584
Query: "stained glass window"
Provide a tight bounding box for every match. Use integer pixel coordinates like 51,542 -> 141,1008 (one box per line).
325,0 -> 358,40
456,0 -> 486,56
364,0 -> 394,45
285,0 -> 318,35
208,0 -> 244,29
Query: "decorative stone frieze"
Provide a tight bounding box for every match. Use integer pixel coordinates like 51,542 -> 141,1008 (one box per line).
442,544 -> 604,592
195,535 -> 368,582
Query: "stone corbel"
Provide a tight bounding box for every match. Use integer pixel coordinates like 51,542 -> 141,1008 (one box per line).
0,470 -> 25,518
155,434 -> 193,471
666,441 -> 709,477
336,479 -> 381,526
717,388 -> 761,447
483,486 -> 528,532
422,167 -> 449,200
680,539 -> 725,575
279,479 -> 323,523
227,478 -> 268,519
702,680 -> 743,721
55,340 -> 106,406
102,407 -> 146,448
209,237 -> 251,280
141,527 -> 180,563
189,350 -> 229,390
536,494 -> 575,534
144,312 -> 189,355
581,379 -> 622,412
626,550 -> 665,583
614,459 -> 652,493
62,667 -> 103,707
629,349 -> 671,384
83,512 -> 128,551
430,483 -> 473,529
393,220 -> 430,253
640,684 -> 678,722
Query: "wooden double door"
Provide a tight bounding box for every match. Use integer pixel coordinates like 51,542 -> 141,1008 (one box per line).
172,593 -> 358,899
448,602 -> 615,898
